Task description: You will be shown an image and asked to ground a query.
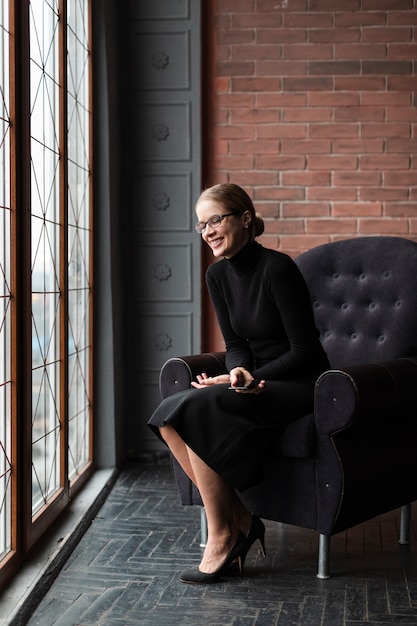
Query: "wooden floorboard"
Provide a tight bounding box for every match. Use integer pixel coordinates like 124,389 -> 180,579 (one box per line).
27,460 -> 417,626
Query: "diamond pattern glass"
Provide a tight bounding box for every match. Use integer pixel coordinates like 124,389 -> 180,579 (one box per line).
67,0 -> 91,481
0,1 -> 11,563
30,0 -> 62,515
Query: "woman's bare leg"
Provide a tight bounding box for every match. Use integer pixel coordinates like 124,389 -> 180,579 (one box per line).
160,424 -> 252,573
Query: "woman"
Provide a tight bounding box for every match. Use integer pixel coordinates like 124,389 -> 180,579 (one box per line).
148,183 -> 329,584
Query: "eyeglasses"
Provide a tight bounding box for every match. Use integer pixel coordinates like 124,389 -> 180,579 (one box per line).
195,211 -> 243,234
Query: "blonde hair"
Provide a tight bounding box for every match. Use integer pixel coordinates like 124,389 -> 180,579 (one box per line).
197,183 -> 264,240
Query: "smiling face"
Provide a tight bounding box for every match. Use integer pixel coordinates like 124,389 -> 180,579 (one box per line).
196,198 -> 251,259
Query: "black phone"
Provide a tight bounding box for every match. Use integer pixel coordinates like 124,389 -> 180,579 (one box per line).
228,379 -> 260,391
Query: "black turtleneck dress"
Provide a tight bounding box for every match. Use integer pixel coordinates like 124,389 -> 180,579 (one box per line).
147,241 -> 329,492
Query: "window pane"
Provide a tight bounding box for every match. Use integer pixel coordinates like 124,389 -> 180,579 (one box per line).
67,0 -> 91,481
30,0 -> 62,516
0,1 -> 11,562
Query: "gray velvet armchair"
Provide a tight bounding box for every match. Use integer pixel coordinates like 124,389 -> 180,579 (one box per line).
159,236 -> 417,578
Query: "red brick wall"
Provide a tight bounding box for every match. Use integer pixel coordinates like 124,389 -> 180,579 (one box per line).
203,0 -> 417,258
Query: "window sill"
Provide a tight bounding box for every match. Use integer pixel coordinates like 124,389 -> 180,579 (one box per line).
1,468 -> 118,626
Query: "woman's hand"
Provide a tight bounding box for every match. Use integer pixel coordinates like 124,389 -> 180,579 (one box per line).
191,373 -> 231,389
229,367 -> 266,394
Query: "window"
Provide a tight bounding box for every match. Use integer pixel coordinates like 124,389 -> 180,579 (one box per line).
0,0 -> 92,584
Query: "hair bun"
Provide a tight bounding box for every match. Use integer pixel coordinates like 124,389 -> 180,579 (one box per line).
254,213 -> 264,238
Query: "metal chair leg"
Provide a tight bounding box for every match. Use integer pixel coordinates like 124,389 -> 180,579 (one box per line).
200,506 -> 208,547
399,503 -> 411,545
317,534 -> 331,579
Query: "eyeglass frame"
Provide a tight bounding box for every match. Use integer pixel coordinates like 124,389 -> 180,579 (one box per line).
195,211 -> 244,234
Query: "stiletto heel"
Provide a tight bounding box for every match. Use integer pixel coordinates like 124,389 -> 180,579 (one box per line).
246,515 -> 266,557
180,531 -> 248,584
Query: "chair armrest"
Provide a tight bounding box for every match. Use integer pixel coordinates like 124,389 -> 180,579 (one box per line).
159,352 -> 227,399
314,357 -> 417,435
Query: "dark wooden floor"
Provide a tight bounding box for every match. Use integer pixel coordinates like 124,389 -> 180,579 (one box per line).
27,459 -> 417,626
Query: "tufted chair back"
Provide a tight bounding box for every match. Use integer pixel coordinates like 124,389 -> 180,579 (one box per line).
295,236 -> 417,370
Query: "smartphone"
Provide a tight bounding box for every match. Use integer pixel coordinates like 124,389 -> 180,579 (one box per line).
228,379 -> 260,391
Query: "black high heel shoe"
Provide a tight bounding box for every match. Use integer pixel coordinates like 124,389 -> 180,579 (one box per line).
179,531 -> 248,584
246,515 -> 266,557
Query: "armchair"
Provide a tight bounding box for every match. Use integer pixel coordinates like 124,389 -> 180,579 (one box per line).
159,236 -> 417,578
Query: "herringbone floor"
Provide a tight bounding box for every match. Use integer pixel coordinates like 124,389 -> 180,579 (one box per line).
27,458 -> 417,626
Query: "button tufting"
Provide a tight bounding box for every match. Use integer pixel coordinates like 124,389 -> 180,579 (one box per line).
395,300 -> 402,308
369,302 -> 376,310
324,331 -> 331,338
313,301 -> 320,308
378,335 -> 385,342
359,273 -> 366,280
351,333 -> 358,340
383,271 -> 390,278
341,303 -> 348,310
332,273 -> 339,280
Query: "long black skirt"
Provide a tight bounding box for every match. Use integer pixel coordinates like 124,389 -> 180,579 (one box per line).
147,374 -> 317,492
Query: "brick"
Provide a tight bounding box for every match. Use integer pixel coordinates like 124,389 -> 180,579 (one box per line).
283,76 -> 333,91
310,28 -> 361,44
230,172 -> 279,187
265,218 -> 305,234
284,44 -> 333,60
214,155 -> 254,169
309,61 -> 361,75
217,61 -> 255,76
308,187 -> 357,201
283,13 -> 333,28
361,92 -> 412,106
279,234 -> 331,250
282,171 -> 331,186
361,155 -> 411,170
255,187 -> 305,202
384,203 -> 417,217
230,139 -> 279,154
282,202 -> 331,217
217,95 -> 255,110
362,27 -> 413,43
257,124 -> 307,139
306,219 -> 357,234
335,76 -> 386,90
362,0 -> 413,9
283,108 -> 332,122
309,92 -> 360,106
334,43 -> 387,59
310,0 -> 361,10
232,13 -> 283,28
334,171 -> 382,186
231,44 -> 283,61
386,139 -> 417,153
257,154 -> 306,171
310,124 -> 359,138
257,28 -> 307,44
308,156 -> 358,170
388,11 -> 417,26
332,202 -> 382,217
256,93 -> 307,107
218,0 -> 255,13
360,188 -> 410,201
257,60 -> 307,76
359,218 -> 409,233
231,108 -> 281,124
217,125 -> 255,139
362,61 -> 412,75
361,123 -> 411,138
256,0 -> 306,10
217,29 -> 256,45
385,172 -> 416,186
388,44 -> 417,59
332,139 -> 384,154
335,13 -> 387,27
334,107 -> 384,122
231,77 -> 282,91
388,76 -> 417,91
282,140 -> 331,154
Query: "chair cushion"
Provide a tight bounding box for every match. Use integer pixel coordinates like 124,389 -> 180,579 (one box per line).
278,413 -> 314,458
